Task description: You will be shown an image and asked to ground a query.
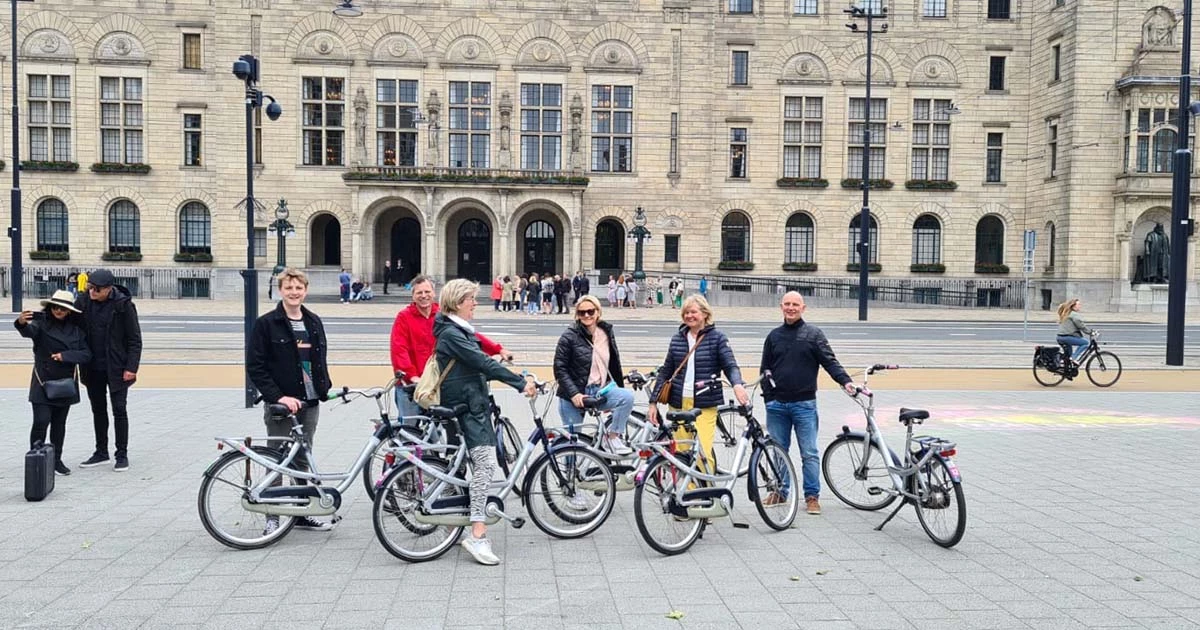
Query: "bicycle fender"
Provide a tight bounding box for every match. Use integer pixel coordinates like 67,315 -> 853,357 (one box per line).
937,454 -> 963,483
201,445 -> 284,480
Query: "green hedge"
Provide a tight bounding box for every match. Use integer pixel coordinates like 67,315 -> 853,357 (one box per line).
22,161 -> 79,172
101,251 -> 142,262
344,171 -> 589,186
910,263 -> 946,273
782,262 -> 818,272
174,252 -> 214,263
717,261 -> 755,271
846,263 -> 882,272
91,162 -> 152,174
841,178 -> 893,190
30,250 -> 69,261
974,263 -> 1010,274
904,179 -> 957,190
776,178 -> 829,188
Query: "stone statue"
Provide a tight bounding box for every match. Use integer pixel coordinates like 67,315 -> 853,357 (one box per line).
569,93 -> 584,170
1141,222 -> 1171,283
1144,7 -> 1176,49
353,87 -> 368,166
425,89 -> 441,166
498,90 -> 513,168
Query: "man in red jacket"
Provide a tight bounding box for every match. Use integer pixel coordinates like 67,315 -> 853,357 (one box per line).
390,275 -> 511,417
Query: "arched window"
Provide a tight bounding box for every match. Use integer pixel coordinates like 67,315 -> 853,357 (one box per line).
975,215 -> 1005,265
847,214 -> 878,264
36,198 -> 69,253
525,220 -> 555,239
594,219 -> 625,271
179,202 -> 211,254
310,213 -> 342,266
911,214 -> 941,265
1153,128 -> 1177,173
721,211 -> 751,263
1046,221 -> 1057,269
784,213 -> 814,264
108,200 -> 141,253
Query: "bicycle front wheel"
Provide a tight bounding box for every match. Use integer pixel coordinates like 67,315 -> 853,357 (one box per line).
822,436 -> 897,511
197,447 -> 297,550
1032,359 -> 1065,387
362,436 -> 403,500
1085,351 -> 1122,388
713,407 -> 749,477
913,458 -> 966,548
495,417 -> 523,478
749,442 -> 800,530
524,445 -> 616,539
372,459 -> 464,563
633,456 -> 704,555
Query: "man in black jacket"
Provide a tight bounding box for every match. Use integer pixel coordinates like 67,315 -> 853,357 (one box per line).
74,269 -> 142,472
759,291 -> 856,516
247,268 -> 335,533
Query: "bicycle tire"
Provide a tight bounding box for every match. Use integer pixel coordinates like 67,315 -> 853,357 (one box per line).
713,407 -> 750,477
197,447 -> 298,550
524,445 -> 616,539
633,456 -> 704,555
913,457 -> 967,548
750,441 -> 800,530
372,459 -> 464,563
362,436 -> 403,500
1032,359 -> 1066,387
821,436 -> 897,511
495,416 -> 523,481
1085,351 -> 1122,388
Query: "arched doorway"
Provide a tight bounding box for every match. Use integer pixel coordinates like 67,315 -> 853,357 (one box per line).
523,220 -> 557,276
594,219 -> 624,275
390,218 -> 421,283
458,219 -> 491,282
310,213 -> 342,266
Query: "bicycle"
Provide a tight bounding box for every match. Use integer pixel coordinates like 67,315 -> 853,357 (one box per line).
371,373 -> 616,563
821,364 -> 966,548
197,384 -> 441,550
631,373 -> 799,555
362,376 -> 457,500
1033,331 -> 1122,388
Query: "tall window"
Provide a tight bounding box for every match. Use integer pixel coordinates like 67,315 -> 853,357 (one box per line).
591,85 -> 633,173
783,96 -> 822,178
848,214 -> 879,264
1128,108 -> 1193,173
729,128 -> 748,179
28,75 -> 72,162
911,99 -> 951,181
100,77 -> 143,164
184,114 -> 202,167
36,199 -> 69,253
669,113 -> 679,174
729,0 -> 753,13
924,0 -> 947,17
721,212 -> 751,263
1048,121 -> 1059,176
182,33 -> 202,70
520,83 -> 562,170
784,213 -> 814,264
988,57 -> 1006,90
664,234 -> 680,263
376,79 -> 419,167
1046,222 -> 1057,268
794,0 -> 817,15
975,216 -> 1005,265
848,98 -> 887,179
254,227 -> 267,258
302,76 -> 345,166
179,202 -> 211,255
731,51 -> 749,86
986,132 -> 1003,182
449,81 -> 491,169
912,214 -> 941,264
1051,44 -> 1062,82
859,0 -> 884,12
108,200 -> 141,253
988,0 -> 1011,19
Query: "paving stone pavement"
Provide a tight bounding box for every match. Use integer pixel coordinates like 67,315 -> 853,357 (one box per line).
1,387 -> 1198,630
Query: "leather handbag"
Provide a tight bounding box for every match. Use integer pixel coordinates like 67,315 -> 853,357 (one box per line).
656,334 -> 704,405
35,366 -> 79,401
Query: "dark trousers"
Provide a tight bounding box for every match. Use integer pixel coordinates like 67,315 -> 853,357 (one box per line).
382,272 -> 390,294
556,293 -> 567,313
31,404 -> 69,464
85,370 -> 129,456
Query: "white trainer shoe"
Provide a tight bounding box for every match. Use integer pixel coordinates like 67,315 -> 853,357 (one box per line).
461,536 -> 500,565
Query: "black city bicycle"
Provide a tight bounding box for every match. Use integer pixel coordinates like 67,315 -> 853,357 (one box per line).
1033,331 -> 1122,388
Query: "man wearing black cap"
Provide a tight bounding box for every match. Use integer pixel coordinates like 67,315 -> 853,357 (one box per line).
73,268 -> 142,472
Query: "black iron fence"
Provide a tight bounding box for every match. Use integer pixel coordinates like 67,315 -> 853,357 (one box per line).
0,266 -> 216,300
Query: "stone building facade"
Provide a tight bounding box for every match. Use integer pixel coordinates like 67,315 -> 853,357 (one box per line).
0,0 -> 1196,309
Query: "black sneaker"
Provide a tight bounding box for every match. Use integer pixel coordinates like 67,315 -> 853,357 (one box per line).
80,452 -> 109,468
54,462 -> 71,476
295,516 -> 333,531
113,455 -> 129,472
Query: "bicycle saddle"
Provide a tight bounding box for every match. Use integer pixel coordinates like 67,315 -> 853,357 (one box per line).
266,403 -> 292,418
666,409 -> 703,424
898,408 -> 929,424
581,395 -> 608,409
626,373 -> 647,387
426,404 -> 467,420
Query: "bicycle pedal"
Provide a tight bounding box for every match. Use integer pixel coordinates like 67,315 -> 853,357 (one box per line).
511,518 -> 526,529
867,487 -> 883,495
733,522 -> 750,529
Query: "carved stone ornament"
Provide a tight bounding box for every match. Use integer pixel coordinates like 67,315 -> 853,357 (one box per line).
533,44 -> 551,62
924,62 -> 941,78
40,34 -> 60,54
797,60 -> 813,76
1143,7 -> 1177,49
316,36 -> 334,55
112,36 -> 132,56
388,38 -> 409,58
463,41 -> 480,59
604,45 -> 622,64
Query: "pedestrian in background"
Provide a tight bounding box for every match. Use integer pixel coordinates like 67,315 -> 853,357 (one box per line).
74,269 -> 142,472
540,274 -> 555,314
76,270 -> 89,296
382,260 -> 392,295
759,291 -> 856,516
699,275 -> 709,299
526,274 -> 541,315
338,268 -> 352,304
555,274 -> 571,314
491,276 -> 504,311
16,291 -> 92,476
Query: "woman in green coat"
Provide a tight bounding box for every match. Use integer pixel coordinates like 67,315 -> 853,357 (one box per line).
433,279 -> 536,566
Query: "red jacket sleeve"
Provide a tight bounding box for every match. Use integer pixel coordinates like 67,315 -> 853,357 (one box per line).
390,312 -> 416,378
477,332 -> 504,357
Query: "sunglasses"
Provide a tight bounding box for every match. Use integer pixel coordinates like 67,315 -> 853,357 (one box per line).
576,308 -> 597,317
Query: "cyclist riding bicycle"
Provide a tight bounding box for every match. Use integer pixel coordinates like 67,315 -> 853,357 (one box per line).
1055,298 -> 1092,365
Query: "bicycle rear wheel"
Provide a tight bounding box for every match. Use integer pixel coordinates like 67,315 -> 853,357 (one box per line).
372,459 -> 464,562
821,436 -> 896,511
633,456 -> 704,555
495,416 -> 523,479
913,457 -> 966,548
750,442 -> 800,530
197,447 -> 298,550
713,407 -> 749,477
524,445 -> 616,539
362,437 -> 402,499
1085,351 -> 1122,388
1032,359 -> 1065,387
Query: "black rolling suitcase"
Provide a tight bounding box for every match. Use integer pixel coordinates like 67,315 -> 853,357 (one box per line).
25,441 -> 56,501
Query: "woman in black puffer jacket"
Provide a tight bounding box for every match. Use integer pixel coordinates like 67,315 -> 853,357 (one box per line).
647,294 -> 749,472
553,296 -> 635,455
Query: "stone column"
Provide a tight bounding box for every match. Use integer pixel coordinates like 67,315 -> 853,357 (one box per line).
497,189 -> 510,276
1118,233 -> 1131,282
571,190 -> 584,273
424,186 -> 440,281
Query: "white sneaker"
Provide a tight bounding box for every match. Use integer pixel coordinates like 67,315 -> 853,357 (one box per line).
605,435 -> 633,456
461,536 -> 500,565
567,493 -> 591,511
263,516 -> 280,537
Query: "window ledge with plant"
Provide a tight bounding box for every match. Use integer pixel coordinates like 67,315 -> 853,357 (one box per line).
174,252 -> 213,263
776,177 -> 828,188
846,263 -> 882,272
30,250 -> 69,261
783,262 -> 818,272
717,261 -> 755,271
22,161 -> 79,172
343,171 -> 590,186
910,263 -> 945,273
974,262 -> 1010,274
91,163 -> 152,174
905,179 -> 957,191
841,178 -> 893,190
101,251 -> 143,262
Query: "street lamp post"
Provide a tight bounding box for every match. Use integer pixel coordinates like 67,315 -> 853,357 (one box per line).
268,198 -> 295,281
1167,0 -> 1196,366
845,4 -> 887,322
629,207 -> 651,281
8,0 -> 32,312
233,54 -> 282,407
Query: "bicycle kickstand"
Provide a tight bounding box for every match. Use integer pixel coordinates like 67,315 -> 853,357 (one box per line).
874,498 -> 908,532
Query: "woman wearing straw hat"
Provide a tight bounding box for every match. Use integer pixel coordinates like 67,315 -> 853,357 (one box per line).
14,290 -> 93,476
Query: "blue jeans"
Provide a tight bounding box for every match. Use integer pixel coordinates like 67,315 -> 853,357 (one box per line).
558,384 -> 635,435
395,386 -> 423,423
1056,335 -> 1088,361
766,399 -> 820,499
